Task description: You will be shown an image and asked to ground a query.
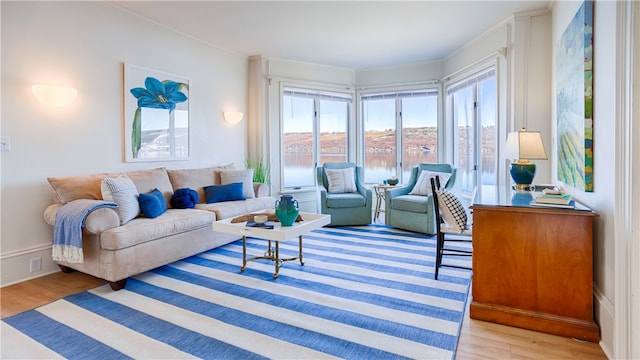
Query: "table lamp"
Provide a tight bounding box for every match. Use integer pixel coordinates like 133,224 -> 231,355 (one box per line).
505,129 -> 548,191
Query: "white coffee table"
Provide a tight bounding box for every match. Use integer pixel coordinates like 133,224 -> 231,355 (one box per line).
212,212 -> 331,278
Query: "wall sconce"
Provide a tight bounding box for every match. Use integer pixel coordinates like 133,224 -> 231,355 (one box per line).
32,85 -> 78,107
223,111 -> 243,125
505,128 -> 548,191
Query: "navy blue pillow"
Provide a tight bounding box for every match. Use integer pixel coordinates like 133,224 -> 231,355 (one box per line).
170,188 -> 198,209
204,182 -> 245,203
138,188 -> 167,218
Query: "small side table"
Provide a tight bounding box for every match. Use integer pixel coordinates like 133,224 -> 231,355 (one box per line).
373,184 -> 396,220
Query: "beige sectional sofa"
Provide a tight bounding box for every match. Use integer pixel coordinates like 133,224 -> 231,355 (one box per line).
43,166 -> 276,290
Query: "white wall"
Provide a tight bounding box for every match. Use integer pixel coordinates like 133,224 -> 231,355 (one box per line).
551,1 -> 617,357
0,2 -> 250,286
356,60 -> 443,87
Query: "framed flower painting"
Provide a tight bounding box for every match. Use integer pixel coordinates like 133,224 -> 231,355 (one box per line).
123,63 -> 190,162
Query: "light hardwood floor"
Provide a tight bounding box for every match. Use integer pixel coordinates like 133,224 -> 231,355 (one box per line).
1,268 -> 607,359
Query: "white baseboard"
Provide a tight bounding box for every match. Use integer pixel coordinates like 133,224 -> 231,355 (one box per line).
0,245 -> 59,287
594,286 -> 614,359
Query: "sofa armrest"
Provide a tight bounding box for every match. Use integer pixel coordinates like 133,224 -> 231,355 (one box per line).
43,204 -> 121,235
253,182 -> 270,198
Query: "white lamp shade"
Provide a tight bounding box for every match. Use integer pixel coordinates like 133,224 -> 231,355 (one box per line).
505,130 -> 548,161
32,85 -> 78,107
223,111 -> 243,124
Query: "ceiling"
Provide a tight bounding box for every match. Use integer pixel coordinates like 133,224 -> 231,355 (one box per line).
114,1 -> 550,69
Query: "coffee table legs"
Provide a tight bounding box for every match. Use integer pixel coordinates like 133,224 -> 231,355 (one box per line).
240,235 -> 304,278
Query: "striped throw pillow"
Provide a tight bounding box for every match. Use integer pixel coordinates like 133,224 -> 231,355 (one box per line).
101,175 -> 140,224
325,167 -> 357,193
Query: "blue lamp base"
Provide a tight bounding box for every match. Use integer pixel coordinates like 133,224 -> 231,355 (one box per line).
510,162 -> 536,191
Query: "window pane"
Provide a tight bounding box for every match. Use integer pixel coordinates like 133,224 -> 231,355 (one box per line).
319,99 -> 347,164
283,94 -> 314,188
139,107 -> 170,159
401,95 -> 438,181
454,87 -> 475,193
362,98 -> 396,184
480,77 -> 497,186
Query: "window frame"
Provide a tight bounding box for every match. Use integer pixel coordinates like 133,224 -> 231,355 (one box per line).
444,65 -> 498,198
357,84 -> 442,184
279,84 -> 354,191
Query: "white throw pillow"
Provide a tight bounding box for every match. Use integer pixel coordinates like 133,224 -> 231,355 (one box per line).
220,169 -> 255,199
435,189 -> 468,233
409,170 -> 452,196
325,167 -> 358,193
101,175 -> 140,224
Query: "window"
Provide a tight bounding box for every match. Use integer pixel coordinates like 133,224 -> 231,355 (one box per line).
282,87 -> 352,188
360,89 -> 439,184
447,67 -> 497,194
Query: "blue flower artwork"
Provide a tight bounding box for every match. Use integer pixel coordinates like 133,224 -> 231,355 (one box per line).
124,64 -> 190,162
130,77 -> 187,111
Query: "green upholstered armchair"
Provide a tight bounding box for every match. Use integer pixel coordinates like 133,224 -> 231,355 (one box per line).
385,163 -> 456,235
316,162 -> 372,226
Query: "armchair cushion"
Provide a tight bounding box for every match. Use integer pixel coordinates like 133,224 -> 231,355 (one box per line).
409,170 -> 452,196
435,188 -> 467,233
326,193 -> 367,208
325,167 -> 357,193
390,194 -> 430,213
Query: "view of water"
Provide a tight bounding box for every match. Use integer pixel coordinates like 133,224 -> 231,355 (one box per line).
283,153 -> 497,188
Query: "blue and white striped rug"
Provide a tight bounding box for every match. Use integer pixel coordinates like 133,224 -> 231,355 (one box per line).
2,225 -> 472,359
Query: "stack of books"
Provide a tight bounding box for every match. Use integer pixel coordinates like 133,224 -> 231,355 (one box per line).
530,189 -> 575,209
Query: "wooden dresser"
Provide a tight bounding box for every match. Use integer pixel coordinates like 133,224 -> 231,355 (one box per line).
470,188 -> 599,342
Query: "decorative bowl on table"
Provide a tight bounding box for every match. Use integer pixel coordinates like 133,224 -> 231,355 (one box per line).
254,215 -> 268,224
386,178 -> 399,186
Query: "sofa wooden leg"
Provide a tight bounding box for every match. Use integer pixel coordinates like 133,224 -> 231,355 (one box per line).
108,279 -> 128,291
58,265 -> 75,273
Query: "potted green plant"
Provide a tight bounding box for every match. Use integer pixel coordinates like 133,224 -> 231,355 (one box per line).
245,155 -> 270,184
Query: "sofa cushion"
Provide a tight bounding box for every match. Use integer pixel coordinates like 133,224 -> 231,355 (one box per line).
138,189 -> 167,218
100,209 -> 215,250
101,175 -> 140,224
167,164 -> 235,203
204,182 -> 245,203
326,193 -> 366,208
390,194 -> 430,213
126,167 -> 174,207
48,172 -> 118,204
220,169 -> 255,199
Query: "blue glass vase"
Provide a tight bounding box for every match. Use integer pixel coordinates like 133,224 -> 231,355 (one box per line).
275,194 -> 299,226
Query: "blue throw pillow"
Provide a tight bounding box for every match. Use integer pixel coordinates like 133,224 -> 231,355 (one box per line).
170,188 -> 198,209
204,182 -> 245,203
138,188 -> 167,218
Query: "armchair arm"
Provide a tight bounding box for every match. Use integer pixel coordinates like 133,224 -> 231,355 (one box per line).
386,184 -> 412,198
355,182 -> 371,199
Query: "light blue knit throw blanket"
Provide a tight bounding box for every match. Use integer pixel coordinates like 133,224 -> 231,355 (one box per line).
53,199 -> 118,263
